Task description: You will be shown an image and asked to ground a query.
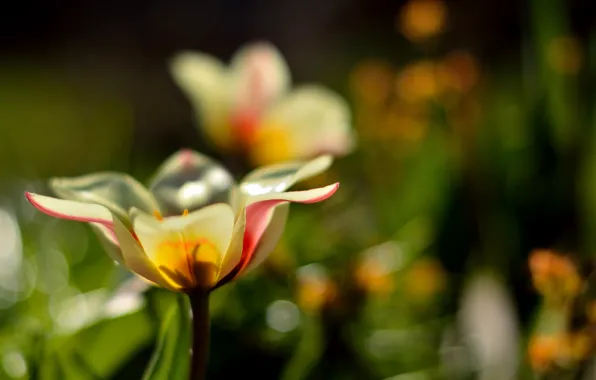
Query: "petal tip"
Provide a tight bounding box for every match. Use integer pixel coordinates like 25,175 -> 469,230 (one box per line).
304,182 -> 340,204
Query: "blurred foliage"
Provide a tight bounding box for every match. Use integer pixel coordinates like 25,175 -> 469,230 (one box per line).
2,0 -> 596,379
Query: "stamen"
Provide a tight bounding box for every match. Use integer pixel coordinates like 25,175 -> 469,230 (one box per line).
153,210 -> 164,221
183,209 -> 189,216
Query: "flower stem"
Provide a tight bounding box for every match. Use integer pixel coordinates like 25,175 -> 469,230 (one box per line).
189,291 -> 210,380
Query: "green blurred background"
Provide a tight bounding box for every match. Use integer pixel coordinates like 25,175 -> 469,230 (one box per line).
2,0 -> 596,378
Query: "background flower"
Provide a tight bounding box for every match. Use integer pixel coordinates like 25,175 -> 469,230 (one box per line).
170,42 -> 355,166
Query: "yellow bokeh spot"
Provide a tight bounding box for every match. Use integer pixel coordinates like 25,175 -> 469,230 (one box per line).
398,0 -> 447,43
350,60 -> 395,106
547,36 -> 582,75
403,258 -> 446,302
249,123 -> 293,165
396,61 -> 442,104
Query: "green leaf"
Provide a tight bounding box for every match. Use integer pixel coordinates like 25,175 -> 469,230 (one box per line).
142,294 -> 191,380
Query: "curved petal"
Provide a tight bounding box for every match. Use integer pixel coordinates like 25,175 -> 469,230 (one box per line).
148,149 -> 236,216
112,215 -> 180,291
214,208 -> 246,287
89,223 -> 124,264
229,41 -> 291,117
243,203 -> 289,274
233,183 -> 339,279
26,192 -> 125,264
239,155 -> 333,199
251,85 -> 354,164
49,172 -> 159,222
169,52 -> 235,150
247,183 -> 340,206
26,192 -> 114,227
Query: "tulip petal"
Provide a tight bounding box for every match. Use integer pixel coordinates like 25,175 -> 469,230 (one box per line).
170,52 -> 235,150
148,149 -> 236,216
89,223 -> 125,264
112,216 -> 180,291
229,41 -> 291,117
216,209 -> 246,285
257,85 -> 354,160
243,203 -> 289,274
26,192 -> 127,264
234,183 -> 339,278
26,192 -> 114,227
247,183 -> 340,205
160,203 -> 235,257
49,172 -> 160,222
239,155 -> 333,199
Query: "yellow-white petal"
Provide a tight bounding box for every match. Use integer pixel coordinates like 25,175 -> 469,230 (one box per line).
170,52 -> 235,150
229,41 -> 291,114
247,183 -> 340,206
254,85 -> 354,161
49,172 -> 160,222
216,208 -> 246,284
26,192 -> 114,226
148,149 -> 236,216
112,215 -> 180,291
239,155 -> 333,199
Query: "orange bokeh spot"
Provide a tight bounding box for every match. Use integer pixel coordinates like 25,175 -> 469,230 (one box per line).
403,258 -> 447,302
528,335 -> 561,372
529,249 -> 581,300
350,60 -> 395,106
398,0 -> 447,43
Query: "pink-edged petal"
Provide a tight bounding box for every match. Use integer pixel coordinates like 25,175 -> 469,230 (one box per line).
243,203 -> 289,274
26,192 -> 114,228
148,149 -> 236,216
239,155 -> 333,197
26,192 -> 126,264
233,183 -> 339,278
246,183 -> 340,206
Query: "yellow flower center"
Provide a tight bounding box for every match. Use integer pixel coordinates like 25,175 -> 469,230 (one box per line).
151,209 -> 220,290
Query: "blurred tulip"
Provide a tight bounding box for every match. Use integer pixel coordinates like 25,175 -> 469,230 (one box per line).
25,150 -> 339,293
169,42 -> 355,165
458,274 -> 519,380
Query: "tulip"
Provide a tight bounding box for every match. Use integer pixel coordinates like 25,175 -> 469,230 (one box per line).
25,149 -> 338,380
169,42 -> 355,165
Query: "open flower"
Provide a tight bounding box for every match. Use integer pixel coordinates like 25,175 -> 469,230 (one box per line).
25,149 -> 338,293
169,41 -> 355,165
